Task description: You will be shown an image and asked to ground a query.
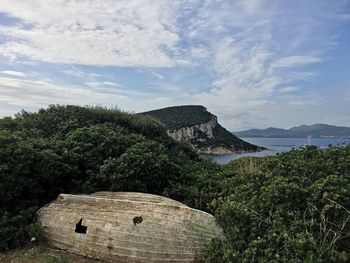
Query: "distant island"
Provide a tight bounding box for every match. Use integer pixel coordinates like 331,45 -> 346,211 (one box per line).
234,124 -> 350,138
142,105 -> 263,154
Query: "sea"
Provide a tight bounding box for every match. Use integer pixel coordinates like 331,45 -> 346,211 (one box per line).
210,137 -> 350,164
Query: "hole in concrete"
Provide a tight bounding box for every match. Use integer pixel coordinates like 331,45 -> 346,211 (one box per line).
75,218 -> 87,234
107,244 -> 113,251
133,216 -> 143,226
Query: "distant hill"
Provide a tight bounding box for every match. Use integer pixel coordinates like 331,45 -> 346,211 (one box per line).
142,105 -> 262,153
234,124 -> 350,138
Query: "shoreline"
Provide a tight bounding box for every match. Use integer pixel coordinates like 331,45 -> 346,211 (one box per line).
198,146 -> 266,155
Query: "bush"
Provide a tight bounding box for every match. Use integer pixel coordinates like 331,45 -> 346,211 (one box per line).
0,207 -> 38,250
99,140 -> 181,194
202,146 -> 350,262
2,104 -> 350,263
0,105 -> 199,250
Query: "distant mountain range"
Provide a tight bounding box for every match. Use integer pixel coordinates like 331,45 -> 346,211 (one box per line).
234,124 -> 350,138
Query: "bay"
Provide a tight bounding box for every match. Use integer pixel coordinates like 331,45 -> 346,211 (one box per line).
210,137 -> 350,164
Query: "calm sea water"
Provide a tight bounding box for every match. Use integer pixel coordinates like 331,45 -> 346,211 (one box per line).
210,137 -> 350,164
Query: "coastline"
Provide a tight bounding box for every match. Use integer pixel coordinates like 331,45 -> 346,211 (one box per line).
208,137 -> 350,164
199,146 -> 266,155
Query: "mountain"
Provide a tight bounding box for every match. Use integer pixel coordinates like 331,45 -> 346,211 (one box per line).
142,105 -> 262,154
234,124 -> 350,138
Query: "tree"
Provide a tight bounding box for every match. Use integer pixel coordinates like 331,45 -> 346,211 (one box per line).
99,141 -> 181,194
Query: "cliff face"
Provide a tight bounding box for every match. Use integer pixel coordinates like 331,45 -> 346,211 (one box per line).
142,105 -> 261,154
168,115 -> 217,141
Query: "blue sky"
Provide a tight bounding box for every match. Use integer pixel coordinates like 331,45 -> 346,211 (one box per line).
0,0 -> 349,130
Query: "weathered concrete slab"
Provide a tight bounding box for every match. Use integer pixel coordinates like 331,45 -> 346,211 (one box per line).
37,192 -> 222,263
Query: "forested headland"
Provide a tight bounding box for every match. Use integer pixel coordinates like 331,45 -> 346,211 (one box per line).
1,105 -> 350,262
142,105 -> 261,153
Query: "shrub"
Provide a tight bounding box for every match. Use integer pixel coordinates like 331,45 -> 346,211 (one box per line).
0,105 -> 199,250
202,146 -> 350,262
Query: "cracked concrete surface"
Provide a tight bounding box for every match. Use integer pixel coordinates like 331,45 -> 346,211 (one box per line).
37,192 -> 222,263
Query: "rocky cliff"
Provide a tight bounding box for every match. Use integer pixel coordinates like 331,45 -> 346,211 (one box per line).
167,114 -> 216,141
142,105 -> 262,154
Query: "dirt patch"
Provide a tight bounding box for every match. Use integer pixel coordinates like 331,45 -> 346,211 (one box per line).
0,245 -> 104,263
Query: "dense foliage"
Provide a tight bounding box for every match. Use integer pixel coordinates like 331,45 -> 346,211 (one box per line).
0,105 -> 199,250
202,146 -> 350,262
142,105 -> 213,130
1,105 -> 350,263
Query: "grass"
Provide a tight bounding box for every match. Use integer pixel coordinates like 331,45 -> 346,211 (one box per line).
0,245 -> 103,263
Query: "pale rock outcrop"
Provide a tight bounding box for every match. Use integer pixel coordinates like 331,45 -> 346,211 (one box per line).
167,116 -> 217,142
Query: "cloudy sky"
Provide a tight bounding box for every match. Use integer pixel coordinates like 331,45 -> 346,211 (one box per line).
0,0 -> 349,130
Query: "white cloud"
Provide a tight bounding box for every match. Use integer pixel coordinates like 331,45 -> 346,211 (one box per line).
177,0 -> 346,130
188,47 -> 210,60
59,65 -> 101,79
272,56 -> 322,68
288,100 -> 315,106
85,81 -> 123,88
0,0 -> 348,129
149,70 -> 165,79
279,86 -> 300,93
0,70 -> 28,77
0,0 -> 185,67
0,76 -> 128,112
288,72 -> 317,81
0,74 -> 193,117
143,97 -> 174,109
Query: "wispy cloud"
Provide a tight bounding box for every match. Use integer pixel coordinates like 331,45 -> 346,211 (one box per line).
272,56 -> 322,69
0,70 -> 28,77
0,0 -> 185,67
0,76 -> 128,110
331,13 -> 350,21
85,81 -> 123,89
149,70 -> 165,79
59,65 -> 101,79
278,86 -> 300,93
178,0 -> 348,129
0,0 -> 349,129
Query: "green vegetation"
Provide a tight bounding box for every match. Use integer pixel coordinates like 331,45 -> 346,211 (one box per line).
0,105 -> 198,250
202,146 -> 350,262
1,105 -> 350,262
142,105 -> 213,130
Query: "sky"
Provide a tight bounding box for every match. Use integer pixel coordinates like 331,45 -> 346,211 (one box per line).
0,0 -> 349,131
